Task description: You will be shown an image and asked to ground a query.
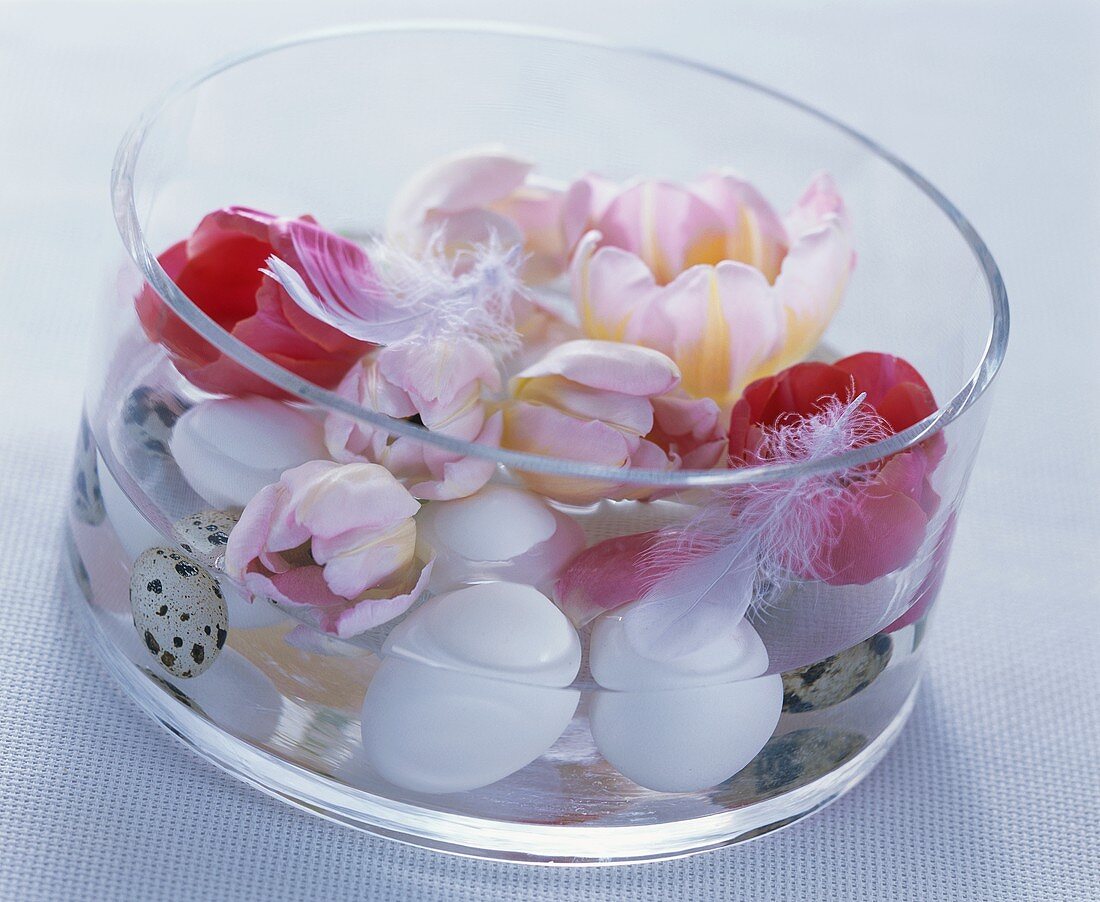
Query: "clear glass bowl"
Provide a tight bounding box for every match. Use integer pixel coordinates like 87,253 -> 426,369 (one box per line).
66,24 -> 1007,863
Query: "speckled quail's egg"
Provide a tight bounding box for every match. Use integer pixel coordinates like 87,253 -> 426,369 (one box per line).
589,613 -> 769,691
121,385 -> 189,458
715,728 -> 869,804
169,396 -> 327,510
130,547 -> 228,678
781,633 -> 893,712
414,484 -> 586,594
360,658 -> 579,794
172,509 -> 238,567
589,674 -> 783,793
382,581 -> 582,688
71,417 -> 105,525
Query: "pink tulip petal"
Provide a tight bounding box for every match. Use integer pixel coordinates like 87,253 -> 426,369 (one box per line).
785,171 -> 849,239
515,376 -> 657,437
690,171 -> 789,281
387,148 -> 534,236
769,220 -> 854,370
651,261 -> 784,405
321,558 -> 435,639
492,184 -> 568,281
409,410 -> 503,501
315,519 -> 418,599
595,180 -> 726,284
287,462 -> 422,538
571,233 -> 662,342
503,402 -> 636,466
819,487 -> 930,586
515,339 -> 680,398
554,531 -> 661,627
561,174 -> 620,250
649,394 -> 729,470
224,482 -> 282,581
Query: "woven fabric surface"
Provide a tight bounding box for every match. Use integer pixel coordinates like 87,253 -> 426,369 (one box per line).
0,2 -> 1097,899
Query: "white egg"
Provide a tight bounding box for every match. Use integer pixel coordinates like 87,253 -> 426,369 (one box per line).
415,484 -> 585,593
360,658 -> 579,793
589,674 -> 783,793
383,582 -> 581,688
169,397 -> 327,509
98,453 -> 165,561
590,614 -> 769,691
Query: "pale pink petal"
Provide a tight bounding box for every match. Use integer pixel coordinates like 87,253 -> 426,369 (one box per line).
378,339 -> 499,411
409,410 -> 502,501
594,181 -> 727,284
515,376 -> 656,437
647,262 -> 784,405
315,519 -> 418,598
571,232 -> 662,342
626,438 -> 676,471
515,339 -> 680,398
417,208 -> 524,256
224,482 -> 282,581
784,171 -> 849,239
387,148 -> 533,237
492,184 -> 568,281
287,462 -> 421,537
561,174 -> 620,250
649,394 -> 729,470
502,402 -> 635,467
769,219 -> 854,371
554,531 -> 660,626
322,558 -> 435,638
690,171 -> 789,282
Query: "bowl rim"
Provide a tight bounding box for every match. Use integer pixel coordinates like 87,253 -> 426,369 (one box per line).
111,20 -> 1009,489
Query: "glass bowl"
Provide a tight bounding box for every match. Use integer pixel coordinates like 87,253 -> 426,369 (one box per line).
66,23 -> 1007,863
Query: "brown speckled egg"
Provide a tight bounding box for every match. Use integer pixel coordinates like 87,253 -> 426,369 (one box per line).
781,633 -> 893,713
130,547 -> 228,678
172,509 -> 238,568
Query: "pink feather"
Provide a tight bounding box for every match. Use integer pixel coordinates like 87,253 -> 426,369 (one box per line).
623,394 -> 891,660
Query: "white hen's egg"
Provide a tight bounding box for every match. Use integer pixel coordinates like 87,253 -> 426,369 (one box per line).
383,581 -> 581,688
360,658 -> 579,794
590,614 -> 770,691
170,397 -> 327,509
589,674 -> 783,793
415,484 -> 585,593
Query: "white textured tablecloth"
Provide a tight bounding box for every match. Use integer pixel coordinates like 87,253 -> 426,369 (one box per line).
1,1 -> 1098,899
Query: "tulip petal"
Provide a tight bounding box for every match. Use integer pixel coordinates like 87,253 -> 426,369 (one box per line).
502,401 -> 636,466
690,171 -> 789,281
595,180 -> 727,284
514,339 -> 680,398
653,262 -> 784,406
386,147 -> 534,238
315,518 -> 418,599
287,462 -> 421,538
322,558 -> 435,639
554,531 -> 661,626
571,233 -> 662,342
